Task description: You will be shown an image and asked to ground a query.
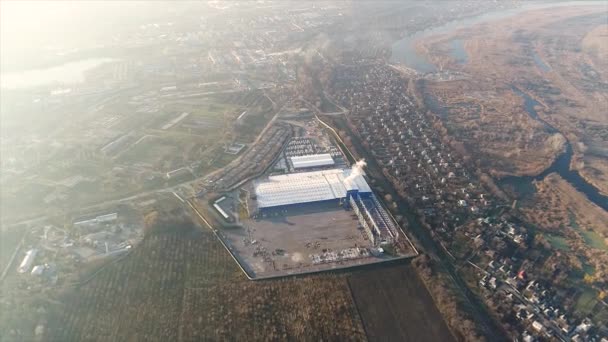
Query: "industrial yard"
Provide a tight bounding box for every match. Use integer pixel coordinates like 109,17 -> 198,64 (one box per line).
198,118 -> 418,279
224,201 -> 377,277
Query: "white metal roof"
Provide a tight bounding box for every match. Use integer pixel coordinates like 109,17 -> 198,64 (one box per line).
255,168 -> 371,208
290,154 -> 334,169
213,203 -> 229,219
31,265 -> 45,276
18,249 -> 37,273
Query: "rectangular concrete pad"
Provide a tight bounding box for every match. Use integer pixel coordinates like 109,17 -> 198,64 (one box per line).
222,201 -> 401,278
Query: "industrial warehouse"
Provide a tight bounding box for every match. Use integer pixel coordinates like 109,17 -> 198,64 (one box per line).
199,122 -> 418,279
254,168 -> 371,210
210,155 -> 416,278
289,153 -> 335,170
253,167 -> 398,245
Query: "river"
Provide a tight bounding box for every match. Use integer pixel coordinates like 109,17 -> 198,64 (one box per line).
0,58 -> 117,89
390,1 -> 608,211
502,89 -> 608,210
531,51 -> 551,72
447,39 -> 468,65
390,1 -> 603,73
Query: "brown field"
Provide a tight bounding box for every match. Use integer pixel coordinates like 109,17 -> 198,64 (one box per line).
578,154 -> 608,197
521,173 -> 608,282
418,6 -> 608,183
419,80 -> 564,177
522,173 -> 608,237
582,24 -> 608,62
47,225 -> 451,341
348,265 -> 454,342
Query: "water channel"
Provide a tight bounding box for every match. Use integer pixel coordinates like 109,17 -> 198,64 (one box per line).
502,89 -> 608,210
531,51 -> 551,72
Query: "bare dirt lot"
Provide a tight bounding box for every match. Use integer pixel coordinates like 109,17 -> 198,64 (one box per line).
223,201 -> 414,278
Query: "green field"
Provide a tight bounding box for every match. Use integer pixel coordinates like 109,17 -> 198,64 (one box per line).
574,288 -> 598,315
580,229 -> 608,251
544,234 -> 570,251
0,230 -> 24,270
117,135 -> 178,165
568,211 -> 608,251
582,263 -> 595,276
498,177 -> 537,199
162,101 -> 240,132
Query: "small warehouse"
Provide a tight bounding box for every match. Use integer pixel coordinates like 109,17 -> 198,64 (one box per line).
290,154 -> 335,170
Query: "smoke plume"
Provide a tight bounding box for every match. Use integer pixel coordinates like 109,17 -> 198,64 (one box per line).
344,159 -> 367,185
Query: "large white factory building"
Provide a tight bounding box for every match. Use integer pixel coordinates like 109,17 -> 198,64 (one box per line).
254,168 -> 371,209
253,168 -> 398,245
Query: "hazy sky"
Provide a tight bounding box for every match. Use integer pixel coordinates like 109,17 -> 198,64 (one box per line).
0,1 -> 187,71
2,2 -> 112,48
